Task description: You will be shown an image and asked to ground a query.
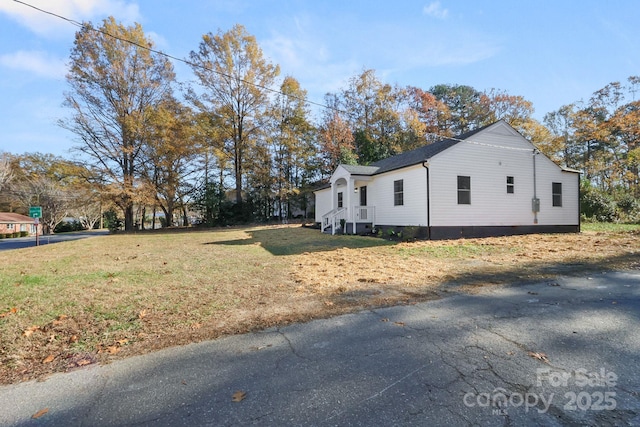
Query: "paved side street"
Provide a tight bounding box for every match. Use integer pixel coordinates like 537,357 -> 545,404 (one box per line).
1,271 -> 639,426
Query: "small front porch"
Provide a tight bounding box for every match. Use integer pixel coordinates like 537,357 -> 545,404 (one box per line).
321,206 -> 376,235
318,165 -> 379,235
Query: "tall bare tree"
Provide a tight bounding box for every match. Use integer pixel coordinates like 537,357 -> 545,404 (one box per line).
61,17 -> 175,231
270,76 -> 314,220
187,24 -> 280,206
143,97 -> 201,226
0,152 -> 13,190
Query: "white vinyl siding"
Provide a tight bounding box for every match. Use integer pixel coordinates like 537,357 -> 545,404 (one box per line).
313,187 -> 332,222
429,122 -> 579,227
534,156 -> 579,225
369,165 -> 427,226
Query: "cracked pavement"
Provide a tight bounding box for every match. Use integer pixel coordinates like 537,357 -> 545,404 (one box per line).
1,271 -> 639,426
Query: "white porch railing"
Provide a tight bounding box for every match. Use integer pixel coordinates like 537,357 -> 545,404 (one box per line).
354,206 -> 375,223
321,208 -> 347,235
322,206 -> 375,235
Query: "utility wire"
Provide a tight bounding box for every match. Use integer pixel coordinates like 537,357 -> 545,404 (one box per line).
13,0 -> 340,114
13,0 -> 536,153
426,133 -> 536,152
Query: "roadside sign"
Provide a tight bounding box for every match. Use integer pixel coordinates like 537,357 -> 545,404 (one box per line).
29,206 -> 42,218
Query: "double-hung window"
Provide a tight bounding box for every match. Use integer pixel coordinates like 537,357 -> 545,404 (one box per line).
506,176 -> 514,194
552,182 -> 562,207
457,176 -> 471,204
394,180 -> 404,206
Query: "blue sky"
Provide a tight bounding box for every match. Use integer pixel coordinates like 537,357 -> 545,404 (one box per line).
1,0 -> 639,157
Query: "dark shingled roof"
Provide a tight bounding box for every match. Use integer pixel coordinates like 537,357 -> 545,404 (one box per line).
370,138 -> 459,174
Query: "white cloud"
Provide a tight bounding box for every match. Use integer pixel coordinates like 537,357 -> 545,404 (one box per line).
262,23 -> 359,106
0,0 -> 141,37
423,1 -> 448,19
0,50 -> 67,79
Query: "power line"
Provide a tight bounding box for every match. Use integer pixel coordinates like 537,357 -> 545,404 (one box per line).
12,0 -> 340,114
425,133 -> 535,152
13,0 -> 537,154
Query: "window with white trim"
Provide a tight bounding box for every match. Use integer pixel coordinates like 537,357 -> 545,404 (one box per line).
394,180 -> 404,206
552,182 -> 562,207
506,176 -> 514,194
457,176 -> 471,204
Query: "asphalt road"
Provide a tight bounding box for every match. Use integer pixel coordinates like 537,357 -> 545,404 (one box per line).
1,271 -> 639,426
0,230 -> 109,251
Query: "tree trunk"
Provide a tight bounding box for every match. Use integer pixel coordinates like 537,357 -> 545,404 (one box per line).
124,204 -> 134,231
182,205 -> 189,226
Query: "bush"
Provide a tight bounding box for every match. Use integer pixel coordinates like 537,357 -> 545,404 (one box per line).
580,186 -> 617,222
54,220 -> 83,233
616,193 -> 640,223
4,233 -> 12,239
20,231 -> 28,237
104,210 -> 123,233
12,232 -> 20,238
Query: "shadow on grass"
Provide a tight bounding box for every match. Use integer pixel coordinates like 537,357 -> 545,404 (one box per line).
206,225 -> 393,256
439,251 -> 640,292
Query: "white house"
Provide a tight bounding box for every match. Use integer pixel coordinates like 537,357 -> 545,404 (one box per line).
314,121 -> 580,239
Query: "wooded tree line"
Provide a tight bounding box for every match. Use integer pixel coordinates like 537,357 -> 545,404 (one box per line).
1,18 -> 637,231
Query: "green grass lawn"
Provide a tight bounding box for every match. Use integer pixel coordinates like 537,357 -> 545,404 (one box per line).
0,222 -> 637,384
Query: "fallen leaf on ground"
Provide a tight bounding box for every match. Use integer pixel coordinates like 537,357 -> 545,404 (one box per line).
42,355 -> 55,364
138,309 -> 148,319
106,346 -> 120,354
380,318 -> 389,322
23,326 -> 39,337
0,307 -> 18,318
528,351 -> 549,363
394,321 -> 405,326
31,408 -> 49,419
116,338 -> 129,345
232,390 -> 246,402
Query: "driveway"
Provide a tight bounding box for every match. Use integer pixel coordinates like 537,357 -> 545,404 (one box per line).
1,271 -> 639,426
0,230 -> 109,251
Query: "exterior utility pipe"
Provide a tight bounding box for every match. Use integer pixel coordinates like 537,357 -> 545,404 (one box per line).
532,149 -> 539,224
422,162 -> 431,239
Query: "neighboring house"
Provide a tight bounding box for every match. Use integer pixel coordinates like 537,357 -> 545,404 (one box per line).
0,213 -> 42,237
315,121 -> 580,239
